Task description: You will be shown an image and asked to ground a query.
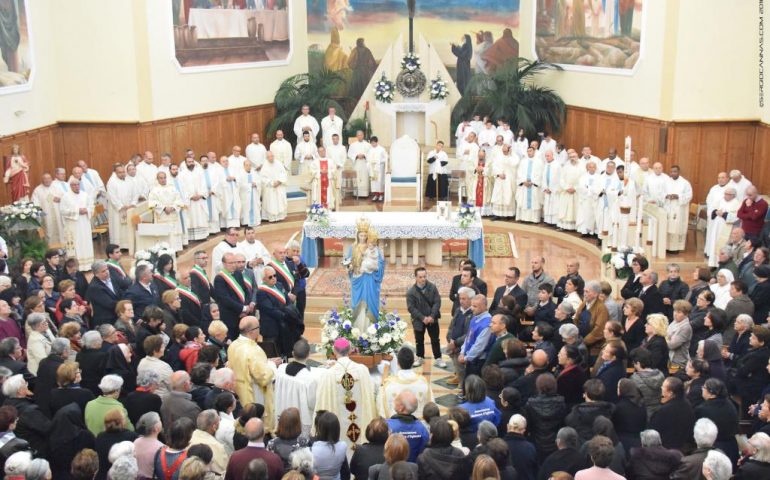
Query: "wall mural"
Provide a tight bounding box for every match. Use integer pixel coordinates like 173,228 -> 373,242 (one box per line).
0,0 -> 33,94
170,0 -> 291,70
534,0 -> 644,73
306,0 -> 521,109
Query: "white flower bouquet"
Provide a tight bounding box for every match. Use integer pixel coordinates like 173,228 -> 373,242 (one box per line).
373,74 -> 395,103
320,299 -> 408,357
429,75 -> 449,100
456,203 -> 477,229
306,203 -> 330,228
601,246 -> 645,279
0,201 -> 43,232
400,52 -> 421,72
133,242 -> 174,271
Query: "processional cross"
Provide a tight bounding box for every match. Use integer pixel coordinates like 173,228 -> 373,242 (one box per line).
407,0 -> 416,53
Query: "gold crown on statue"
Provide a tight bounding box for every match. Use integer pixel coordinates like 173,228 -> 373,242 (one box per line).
355,216 -> 371,234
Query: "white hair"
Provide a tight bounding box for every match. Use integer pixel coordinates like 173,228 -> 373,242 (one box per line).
286,240 -> 301,250
1,374 -> 26,398
50,337 -> 70,357
82,330 -> 103,349
108,441 -> 135,463
24,459 -> 50,480
640,429 -> 662,447
508,414 -> 527,431
290,448 -> 314,476
736,314 -> 754,329
559,323 -> 579,339
457,286 -> 476,299
108,456 -> 139,480
693,418 -> 717,448
729,169 -> 742,178
211,367 -> 235,388
98,374 -> 124,394
750,432 -> 770,463
703,450 -> 732,480
25,312 -> 47,330
4,451 -> 32,476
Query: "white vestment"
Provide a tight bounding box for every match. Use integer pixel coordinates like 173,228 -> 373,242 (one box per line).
541,160 -> 562,225
274,365 -> 318,435
219,167 -> 242,228
327,143 -> 348,196
665,176 -> 693,251
600,157 -> 625,173
237,239 -> 271,281
136,162 -> 158,189
309,157 -> 339,210
81,168 -> 106,199
294,140 -> 318,175
367,145 -> 388,194
227,155 -> 246,177
261,160 -> 288,222
348,140 -> 371,197
200,166 -> 223,234
615,178 -> 639,247
320,115 -> 343,148
513,137 -> 528,159
31,184 -> 64,245
269,139 -> 294,172
499,128 -> 514,146
245,142 -> 267,170
60,190 -> 94,270
595,173 -> 622,240
169,175 -> 190,245
105,176 -> 135,248
576,172 -> 600,234
455,123 -> 472,154
704,183 -> 728,255
461,142 -> 480,197
729,177 -> 753,202
179,166 -> 210,241
705,197 -> 741,267
126,174 -> 148,202
314,357 -> 376,447
293,114 -> 320,139
557,161 -> 583,230
379,369 -> 435,418
515,156 -> 544,222
239,169 -> 262,227
539,138 -> 557,157
477,127 -> 498,152
643,173 -> 670,205
490,153 -> 518,217
148,184 -> 185,253
212,240 -> 240,274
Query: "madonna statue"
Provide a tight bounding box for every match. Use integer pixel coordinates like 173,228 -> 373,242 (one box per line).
343,217 -> 385,331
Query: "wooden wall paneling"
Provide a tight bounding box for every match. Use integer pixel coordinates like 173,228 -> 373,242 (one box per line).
203,117 -> 220,156
189,119 -> 207,158
173,122 -> 191,158
697,125 -> 727,201
726,124 -> 755,179
60,128 -> 90,172
233,111 -> 248,147
86,126 -> 117,175
140,125 -> 158,155
639,122 -> 660,161
157,125 -> 174,156
114,125 -> 140,163
595,115 -> 615,156
752,124 -> 770,194
219,114 -> 234,154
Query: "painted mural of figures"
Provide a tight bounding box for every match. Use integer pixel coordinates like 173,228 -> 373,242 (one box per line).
324,27 -> 348,71
474,31 -> 493,74
572,0 -> 586,37
482,28 -> 519,73
3,144 -> 30,202
327,0 -> 352,31
619,0 -> 635,36
348,38 -> 377,100
0,0 -> 20,73
451,34 -> 472,94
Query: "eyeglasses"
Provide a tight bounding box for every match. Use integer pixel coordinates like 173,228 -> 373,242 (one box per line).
247,325 -> 260,333
266,275 -> 275,279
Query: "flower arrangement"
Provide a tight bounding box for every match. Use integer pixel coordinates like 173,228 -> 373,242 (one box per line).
601,246 -> 645,279
320,300 -> 408,357
429,75 -> 449,100
0,201 -> 43,232
373,74 -> 394,103
306,203 -> 330,228
401,52 -> 421,72
456,203 -> 477,229
133,242 -> 173,271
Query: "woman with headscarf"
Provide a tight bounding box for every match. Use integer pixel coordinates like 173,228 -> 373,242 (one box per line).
709,269 -> 734,309
48,403 -> 96,479
451,34 -> 472,94
105,343 -> 136,396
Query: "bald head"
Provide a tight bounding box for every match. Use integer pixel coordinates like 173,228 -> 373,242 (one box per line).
394,390 -> 418,415
170,371 -> 191,392
531,349 -> 548,369
746,185 -> 759,200
239,316 -> 259,338
244,418 -> 265,442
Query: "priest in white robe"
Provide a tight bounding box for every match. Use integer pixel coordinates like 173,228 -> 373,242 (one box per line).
513,130 -> 529,159
218,157 -> 242,229
227,146 -> 246,177
541,150 -> 562,225
580,146 -> 601,168
600,149 -> 625,173
245,134 -> 267,171
105,164 -> 137,249
69,167 -> 98,204
261,152 -> 288,222
200,156 -> 223,234
705,187 -> 740,267
125,163 -> 148,202
314,338 -> 376,447
460,132 -> 480,200
515,147 -> 544,222
367,136 -> 388,202
557,150 -> 582,231
595,161 -> 622,243
77,160 -> 106,200
31,174 -> 64,245
665,165 -> 694,252
728,170 -> 753,202
239,160 -> 262,227
269,130 -> 294,172
630,156 -> 652,192
294,131 -> 318,176
293,105 -> 320,140
60,179 -> 94,271
642,163 -> 669,205
238,228 -> 270,282
614,166 -> 639,248
704,172 -> 730,256
179,158 -> 209,241
168,165 -> 190,245
455,120 -> 472,156
490,144 -> 517,218
53,168 -> 70,198
538,133 -> 557,157
347,132 -> 371,198
576,161 -> 600,235
326,134 -> 348,198
148,171 -> 185,253
320,106 -> 343,148
477,122 -> 498,156
136,152 -> 158,189
379,358 -> 434,418
308,146 -> 339,210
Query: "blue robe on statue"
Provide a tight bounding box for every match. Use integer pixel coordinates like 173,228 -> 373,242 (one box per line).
346,246 -> 385,323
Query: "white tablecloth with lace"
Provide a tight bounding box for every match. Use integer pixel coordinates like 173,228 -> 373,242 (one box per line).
301,212 -> 484,268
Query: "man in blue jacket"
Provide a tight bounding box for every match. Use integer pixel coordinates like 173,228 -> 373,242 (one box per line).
386,390 -> 429,463
459,294 -> 493,399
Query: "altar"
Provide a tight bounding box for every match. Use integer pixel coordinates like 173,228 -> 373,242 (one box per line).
301,211 -> 484,269
187,8 -> 289,41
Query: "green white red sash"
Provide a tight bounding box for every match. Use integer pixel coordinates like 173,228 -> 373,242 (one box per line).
176,285 -> 200,306
191,265 -> 209,285
242,272 -> 253,291
218,270 -> 246,303
154,273 -> 178,289
107,260 -> 127,277
269,260 -> 294,290
258,284 -> 286,304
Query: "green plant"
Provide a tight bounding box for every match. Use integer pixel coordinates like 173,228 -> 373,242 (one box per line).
343,117 -> 370,142
452,58 -> 566,136
268,70 -> 347,144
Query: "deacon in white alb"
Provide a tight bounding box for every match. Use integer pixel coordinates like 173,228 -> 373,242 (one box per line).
168,164 -> 190,246
179,156 -> 209,242
515,146 -> 544,222
239,160 -> 262,227
320,106 -> 343,148
245,133 -> 267,172
60,179 -> 94,271
76,160 -> 106,200
200,155 -> 223,235
105,164 -> 137,249
218,156 -> 242,229
541,150 -> 562,225
664,165 -> 693,252
705,187 -> 740,267
728,169 -> 753,202
366,136 -> 388,202
347,130 -> 371,198
575,160 -> 600,235
308,146 -> 339,210
148,171 -> 185,253
261,152 -> 288,222
490,144 -> 518,219
294,131 -> 318,175
704,172 -> 730,257
269,130 -> 294,172
293,104 -> 320,140
31,173 -> 64,245
557,150 -> 582,231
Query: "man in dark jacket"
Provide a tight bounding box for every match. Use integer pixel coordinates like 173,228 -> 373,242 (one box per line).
124,265 -> 160,321
649,377 -> 695,450
537,427 -> 589,480
406,267 -> 443,367
85,261 -> 120,327
213,253 -> 251,342
594,342 -> 627,403
628,429 -> 683,480
750,264 -> 770,325
564,379 -> 614,443
43,249 -> 62,291
255,266 -> 290,356
105,244 -> 132,292
639,269 -> 665,319
448,262 -> 486,316
76,331 -> 108,396
658,264 -> 689,320
669,417 -> 717,480
134,306 -> 165,360
33,338 -> 70,417
0,338 -> 35,388
552,260 -> 583,305
491,267 -> 527,313
511,350 -> 550,404
2,374 -> 51,458
729,326 -> 770,408
503,414 -> 538,480
190,250 -> 212,306
446,287 -> 473,386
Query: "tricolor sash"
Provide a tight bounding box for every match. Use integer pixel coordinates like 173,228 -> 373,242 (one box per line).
177,285 -> 200,306
218,270 -> 246,303
242,272 -> 253,291
107,260 -> 127,277
269,260 -> 294,290
191,265 -> 210,285
258,284 -> 286,304
154,273 -> 178,289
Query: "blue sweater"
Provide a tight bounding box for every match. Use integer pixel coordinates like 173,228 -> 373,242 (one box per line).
387,414 -> 429,462
458,397 -> 501,433
461,311 -> 493,361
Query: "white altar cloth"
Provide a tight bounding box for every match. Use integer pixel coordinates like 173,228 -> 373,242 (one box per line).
188,8 -> 289,41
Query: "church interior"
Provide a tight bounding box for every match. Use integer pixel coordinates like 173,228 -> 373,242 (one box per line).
1,1 -> 770,479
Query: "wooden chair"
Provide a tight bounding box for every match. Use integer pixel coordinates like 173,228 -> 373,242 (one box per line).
92,204 -> 109,247
688,202 -> 707,250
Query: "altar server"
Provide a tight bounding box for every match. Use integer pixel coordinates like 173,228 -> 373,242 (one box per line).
665,165 -> 693,252
347,130 -> 371,198
31,173 -> 64,245
541,150 -> 562,225
426,141 -> 450,201
477,121 -> 498,156
239,160 -> 262,227
293,104 -> 320,140
515,146 -> 544,222
269,130 -> 293,172
105,164 -> 137,249
576,160 -> 600,236
61,178 -> 94,270
148,171 -> 185,253
513,129 -> 528,159
490,144 -> 518,219
218,156 -> 242,229
367,136 -> 388,202
261,152 -> 288,222
320,106 -> 343,148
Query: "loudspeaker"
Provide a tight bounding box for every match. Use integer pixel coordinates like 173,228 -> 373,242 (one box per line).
659,127 -> 668,154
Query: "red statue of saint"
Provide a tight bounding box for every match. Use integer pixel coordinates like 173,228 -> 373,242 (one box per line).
3,144 -> 31,202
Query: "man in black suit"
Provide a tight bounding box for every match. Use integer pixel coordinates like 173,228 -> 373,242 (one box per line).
125,264 -> 161,321
190,250 -> 212,306
266,245 -> 297,304
177,269 -> 203,328
511,349 -> 550,404
537,427 -> 590,480
639,269 -> 665,319
213,252 -> 252,341
449,265 -> 485,316
0,338 -> 35,387
34,338 -> 70,416
553,260 -> 583,305
86,260 -> 120,327
256,266 -> 290,356
492,266 -> 528,313
106,243 -> 132,292
594,342 -> 627,403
